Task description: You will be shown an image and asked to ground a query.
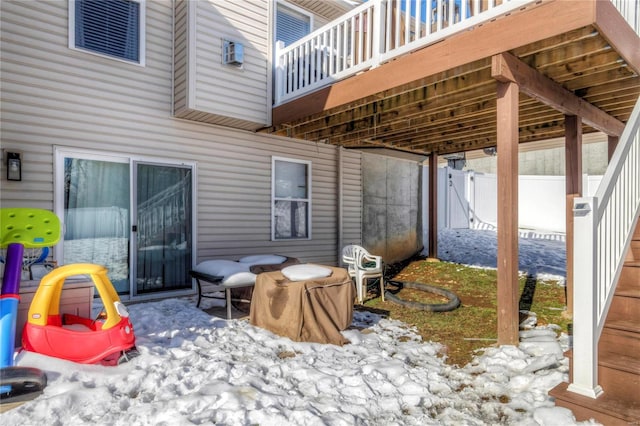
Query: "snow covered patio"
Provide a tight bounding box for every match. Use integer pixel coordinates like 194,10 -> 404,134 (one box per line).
1,228 -> 598,425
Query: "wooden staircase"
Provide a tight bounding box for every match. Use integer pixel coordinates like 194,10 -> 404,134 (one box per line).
550,220 -> 640,425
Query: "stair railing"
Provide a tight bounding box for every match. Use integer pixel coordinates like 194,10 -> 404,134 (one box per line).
570,95 -> 640,398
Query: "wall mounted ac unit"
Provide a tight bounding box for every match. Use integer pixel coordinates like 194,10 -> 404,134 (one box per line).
223,40 -> 244,67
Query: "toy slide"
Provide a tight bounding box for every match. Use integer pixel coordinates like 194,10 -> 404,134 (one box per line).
1,208 -> 60,402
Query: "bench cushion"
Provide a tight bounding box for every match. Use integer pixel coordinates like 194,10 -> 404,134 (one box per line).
238,254 -> 287,265
282,264 -> 332,281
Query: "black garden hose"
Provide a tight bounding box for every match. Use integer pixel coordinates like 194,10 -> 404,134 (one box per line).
360,249 -> 461,312
383,280 -> 461,312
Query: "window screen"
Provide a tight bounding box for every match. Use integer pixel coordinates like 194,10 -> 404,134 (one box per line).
276,4 -> 311,47
74,0 -> 140,62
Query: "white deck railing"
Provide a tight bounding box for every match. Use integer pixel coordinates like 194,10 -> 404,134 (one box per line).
274,0 -> 640,106
570,96 -> 640,398
274,0 -> 539,105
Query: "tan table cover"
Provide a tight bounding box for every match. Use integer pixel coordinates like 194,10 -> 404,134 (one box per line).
249,266 -> 354,345
231,256 -> 301,313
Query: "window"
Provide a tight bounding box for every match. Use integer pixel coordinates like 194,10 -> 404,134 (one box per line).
69,0 -> 145,65
275,1 -> 312,47
272,157 -> 311,240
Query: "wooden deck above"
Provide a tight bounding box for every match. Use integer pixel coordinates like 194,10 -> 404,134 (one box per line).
267,0 -> 640,156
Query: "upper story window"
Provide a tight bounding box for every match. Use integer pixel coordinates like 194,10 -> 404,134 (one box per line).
69,0 -> 145,66
275,1 -> 312,47
272,157 -> 312,240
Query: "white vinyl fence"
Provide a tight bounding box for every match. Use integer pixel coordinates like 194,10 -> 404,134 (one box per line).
422,167 -> 603,234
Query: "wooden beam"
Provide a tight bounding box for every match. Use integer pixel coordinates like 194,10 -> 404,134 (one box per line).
273,0 -> 598,125
322,94 -> 498,146
491,52 -> 625,136
288,71 -> 496,141
608,135 -> 619,162
428,153 -> 438,259
576,78 -> 640,99
496,80 -> 520,346
565,115 -> 583,316
520,35 -> 612,72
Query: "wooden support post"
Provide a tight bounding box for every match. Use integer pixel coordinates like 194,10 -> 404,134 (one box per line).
428,153 -> 438,259
565,115 -> 583,316
496,80 -> 520,346
608,135 -> 619,162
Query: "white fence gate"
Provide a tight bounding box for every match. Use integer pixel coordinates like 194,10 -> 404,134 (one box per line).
447,169 -> 471,229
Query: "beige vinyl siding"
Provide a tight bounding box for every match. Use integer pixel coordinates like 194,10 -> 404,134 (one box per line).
341,149 -> 363,249
173,0 -> 270,129
173,0 -> 189,116
0,0 -> 359,267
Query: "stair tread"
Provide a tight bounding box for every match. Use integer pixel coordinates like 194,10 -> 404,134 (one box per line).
625,261 -> 640,267
613,291 -> 640,298
565,348 -> 640,372
601,326 -> 640,339
617,289 -> 640,298
550,382 -> 640,422
599,350 -> 640,374
606,319 -> 640,333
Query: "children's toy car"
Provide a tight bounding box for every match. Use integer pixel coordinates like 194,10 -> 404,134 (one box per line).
22,263 -> 138,365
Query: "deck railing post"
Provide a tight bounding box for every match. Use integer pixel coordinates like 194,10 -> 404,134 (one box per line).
274,41 -> 285,105
371,0 -> 385,66
568,197 -> 604,399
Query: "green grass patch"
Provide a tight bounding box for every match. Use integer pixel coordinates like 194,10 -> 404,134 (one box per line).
366,260 -> 570,367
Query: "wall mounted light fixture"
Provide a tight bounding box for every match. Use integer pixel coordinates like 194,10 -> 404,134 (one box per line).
6,152 -> 22,181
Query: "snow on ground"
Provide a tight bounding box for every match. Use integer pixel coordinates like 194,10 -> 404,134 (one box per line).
2,228 -> 598,425
437,227 -> 567,282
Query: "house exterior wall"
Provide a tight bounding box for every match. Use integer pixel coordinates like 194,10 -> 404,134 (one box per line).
464,134 -> 610,175
172,0 -> 337,130
341,148 -> 363,249
173,0 -> 272,129
0,1 -> 361,272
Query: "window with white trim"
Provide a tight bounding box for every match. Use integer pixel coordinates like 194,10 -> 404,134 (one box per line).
272,157 -> 311,240
69,0 -> 145,65
275,1 -> 312,47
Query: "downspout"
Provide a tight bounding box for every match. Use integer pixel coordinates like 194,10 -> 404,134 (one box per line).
170,0 -> 175,115
338,146 -> 344,265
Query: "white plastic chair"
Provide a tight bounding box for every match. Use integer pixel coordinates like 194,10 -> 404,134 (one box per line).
341,244 -> 357,279
353,246 -> 384,304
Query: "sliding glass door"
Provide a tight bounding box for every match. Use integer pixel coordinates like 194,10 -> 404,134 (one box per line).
134,162 -> 192,295
56,150 -> 194,299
